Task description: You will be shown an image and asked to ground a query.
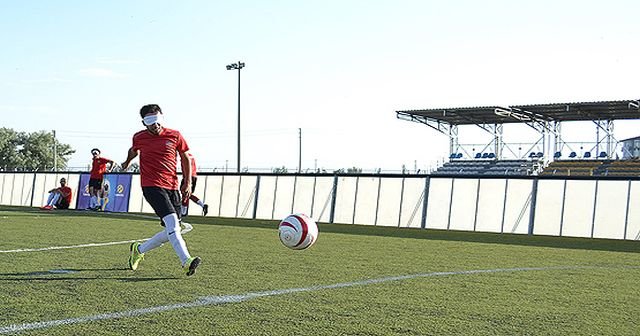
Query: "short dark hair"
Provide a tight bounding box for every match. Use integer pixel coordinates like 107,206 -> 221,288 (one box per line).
91,148 -> 101,154
140,104 -> 162,118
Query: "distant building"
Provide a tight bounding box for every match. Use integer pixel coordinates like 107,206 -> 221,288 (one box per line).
621,136 -> 640,159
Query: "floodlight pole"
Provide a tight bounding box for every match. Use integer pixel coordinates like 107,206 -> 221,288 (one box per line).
226,61 -> 245,173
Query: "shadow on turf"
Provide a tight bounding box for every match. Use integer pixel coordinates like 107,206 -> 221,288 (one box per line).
0,268 -> 178,281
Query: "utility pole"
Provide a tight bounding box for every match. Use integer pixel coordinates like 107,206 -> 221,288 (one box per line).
52,130 -> 57,171
298,128 -> 302,173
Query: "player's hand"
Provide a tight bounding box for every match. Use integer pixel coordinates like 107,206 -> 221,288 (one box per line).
181,182 -> 192,200
121,161 -> 129,171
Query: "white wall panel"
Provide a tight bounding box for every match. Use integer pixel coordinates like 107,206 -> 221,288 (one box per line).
353,176 -> 379,226
1,174 -> 15,205
128,175 -> 145,213
449,178 -> 478,231
399,178 -> 425,229
272,176 -> 296,220
333,176 -> 356,224
503,179 -> 532,234
236,175 -> 257,219
592,180 -> 628,239
425,178 -> 453,230
292,176 -> 315,217
475,179 -> 507,233
625,181 -> 640,240
255,176 -> 277,220
533,180 -> 565,236
220,176 -> 241,217
375,177 -> 403,227
561,180 -> 596,238
310,176 -> 334,223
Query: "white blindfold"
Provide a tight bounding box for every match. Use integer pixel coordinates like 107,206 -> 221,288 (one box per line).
143,114 -> 164,126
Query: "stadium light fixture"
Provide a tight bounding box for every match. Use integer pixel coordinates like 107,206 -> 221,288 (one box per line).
226,61 -> 246,173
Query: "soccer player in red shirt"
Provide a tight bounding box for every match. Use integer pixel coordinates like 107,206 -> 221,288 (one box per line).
41,177 -> 73,210
88,148 -> 114,211
180,152 -> 209,217
121,104 -> 201,276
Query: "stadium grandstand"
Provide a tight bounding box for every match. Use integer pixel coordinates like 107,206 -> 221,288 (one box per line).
396,99 -> 640,176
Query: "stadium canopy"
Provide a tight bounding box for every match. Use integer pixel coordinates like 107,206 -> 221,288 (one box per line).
396,99 -> 640,126
396,99 -> 640,161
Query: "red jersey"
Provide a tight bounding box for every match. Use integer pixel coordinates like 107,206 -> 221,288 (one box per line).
90,157 -> 111,179
132,127 -> 189,190
188,153 -> 197,177
59,186 -> 72,204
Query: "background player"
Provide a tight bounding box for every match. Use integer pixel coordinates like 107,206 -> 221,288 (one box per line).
88,148 -> 114,211
41,177 -> 73,210
180,152 -> 208,217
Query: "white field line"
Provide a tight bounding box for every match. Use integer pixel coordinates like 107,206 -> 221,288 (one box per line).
2,265 -> 635,334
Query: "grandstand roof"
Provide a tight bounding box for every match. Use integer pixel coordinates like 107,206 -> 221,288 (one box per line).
396,99 -> 640,126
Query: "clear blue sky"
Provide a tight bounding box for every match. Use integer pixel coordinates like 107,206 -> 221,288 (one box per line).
1,0 -> 639,172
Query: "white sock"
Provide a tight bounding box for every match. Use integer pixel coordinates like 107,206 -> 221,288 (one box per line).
138,231 -> 168,254
197,200 -> 204,207
162,213 -> 191,265
90,196 -> 97,208
181,205 -> 188,216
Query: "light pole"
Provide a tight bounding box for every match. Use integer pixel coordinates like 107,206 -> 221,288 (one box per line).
226,61 -> 245,173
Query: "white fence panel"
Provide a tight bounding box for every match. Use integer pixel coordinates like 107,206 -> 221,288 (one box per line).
503,179 -> 532,234
561,180 -> 596,238
311,176 -> 334,223
353,176 -> 379,226
237,175 -> 257,219
292,176 -> 315,217
220,176 -> 241,218
449,178 -> 478,231
376,177 -> 403,227
399,178 -> 425,229
592,180 -> 628,240
475,179 -> 507,233
533,180 -> 565,236
333,176 -> 357,224
272,176 -> 296,220
425,178 -> 452,230
625,181 -> 640,240
255,176 -> 277,220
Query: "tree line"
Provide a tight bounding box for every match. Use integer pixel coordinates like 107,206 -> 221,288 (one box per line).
0,127 -> 74,171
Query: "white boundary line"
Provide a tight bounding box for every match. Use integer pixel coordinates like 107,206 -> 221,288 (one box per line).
0,240 -> 147,253
2,265 -> 636,334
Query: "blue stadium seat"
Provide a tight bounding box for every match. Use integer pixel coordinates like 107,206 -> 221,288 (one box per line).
482,153 -> 489,159
528,152 -> 537,158
598,151 -> 607,158
569,152 -> 577,158
583,152 -> 591,158
475,153 -> 482,159
536,152 -> 543,158
456,153 -> 463,159
554,151 -> 561,158
488,153 -> 495,159
449,153 -> 457,159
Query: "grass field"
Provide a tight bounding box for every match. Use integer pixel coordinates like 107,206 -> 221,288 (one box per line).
0,205 -> 638,336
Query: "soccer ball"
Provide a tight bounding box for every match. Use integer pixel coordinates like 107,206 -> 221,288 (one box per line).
278,213 -> 318,250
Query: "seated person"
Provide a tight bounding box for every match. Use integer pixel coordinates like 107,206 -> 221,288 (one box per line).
41,178 -> 73,210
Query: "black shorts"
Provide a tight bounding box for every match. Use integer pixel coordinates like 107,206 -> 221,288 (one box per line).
142,187 -> 181,219
55,197 -> 69,210
88,178 -> 103,189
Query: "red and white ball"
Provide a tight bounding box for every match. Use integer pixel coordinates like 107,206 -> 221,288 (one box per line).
278,213 -> 318,250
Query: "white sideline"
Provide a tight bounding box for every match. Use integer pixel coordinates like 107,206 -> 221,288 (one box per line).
0,222 -> 193,253
0,265 -> 627,334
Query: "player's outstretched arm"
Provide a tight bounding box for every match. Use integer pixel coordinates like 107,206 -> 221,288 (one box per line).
121,147 -> 138,171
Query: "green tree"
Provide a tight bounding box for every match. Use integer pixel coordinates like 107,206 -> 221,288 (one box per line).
0,128 -> 75,171
0,128 -> 23,169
